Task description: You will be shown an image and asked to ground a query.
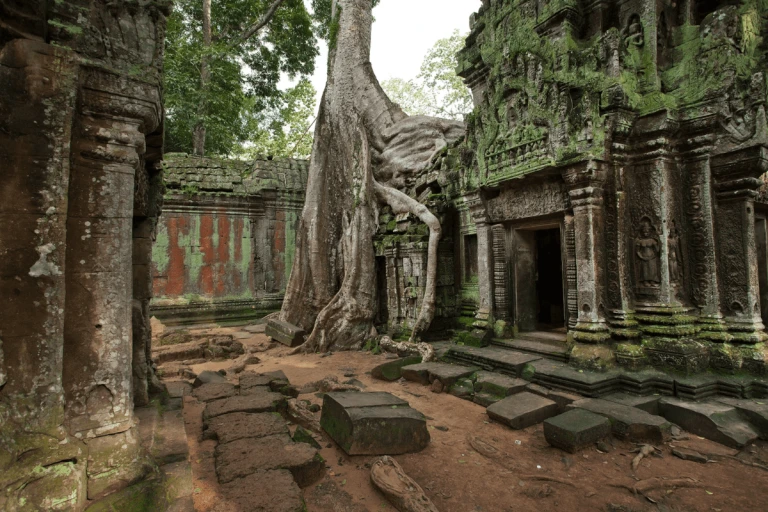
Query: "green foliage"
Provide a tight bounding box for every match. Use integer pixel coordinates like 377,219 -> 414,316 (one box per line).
236,78 -> 317,158
164,0 -> 319,156
382,30 -> 473,120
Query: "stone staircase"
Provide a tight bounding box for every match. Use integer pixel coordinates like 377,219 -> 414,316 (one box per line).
491,332 -> 569,363
418,343 -> 768,450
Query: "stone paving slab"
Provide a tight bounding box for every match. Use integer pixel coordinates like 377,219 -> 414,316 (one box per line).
445,345 -> 541,377
401,362 -> 478,386
203,391 -> 286,422
568,398 -> 672,444
266,319 -> 305,347
243,323 -> 267,333
486,392 -> 559,430
166,381 -> 193,398
215,434 -> 324,486
716,397 -> 768,439
219,470 -> 305,512
371,355 -> 423,381
602,392 -> 661,415
544,409 -> 611,453
205,412 -> 289,444
239,370 -> 288,390
659,398 -> 759,448
475,371 -> 528,397
321,392 -> 429,455
193,382 -> 237,402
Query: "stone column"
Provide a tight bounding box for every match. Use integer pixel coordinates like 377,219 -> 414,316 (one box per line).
62,70 -> 161,501
563,162 -> 612,369
712,146 -> 768,345
466,193 -> 494,328
681,154 -> 728,344
0,40 -> 87,510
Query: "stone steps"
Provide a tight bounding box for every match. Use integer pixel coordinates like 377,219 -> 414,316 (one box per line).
492,338 -> 569,362
390,355 -> 768,451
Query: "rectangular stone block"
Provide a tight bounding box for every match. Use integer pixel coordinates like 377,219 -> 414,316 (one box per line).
659,398 -> 758,448
266,319 -> 305,347
544,409 -> 611,453
320,392 -> 429,455
486,392 -> 559,430
568,398 -> 671,444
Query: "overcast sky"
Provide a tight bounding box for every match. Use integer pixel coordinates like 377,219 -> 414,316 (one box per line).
303,0 -> 481,105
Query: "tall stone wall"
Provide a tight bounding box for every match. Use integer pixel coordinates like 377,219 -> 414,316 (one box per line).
151,154 -> 307,325
0,1 -> 169,509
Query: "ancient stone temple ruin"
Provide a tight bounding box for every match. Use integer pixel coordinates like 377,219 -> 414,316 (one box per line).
372,0 -> 768,378
1,1 -> 170,509
151,154 -> 306,326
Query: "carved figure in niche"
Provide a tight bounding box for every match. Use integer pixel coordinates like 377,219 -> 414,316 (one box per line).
668,221 -> 683,283
404,278 -> 418,319
635,217 -> 661,287
623,14 -> 645,49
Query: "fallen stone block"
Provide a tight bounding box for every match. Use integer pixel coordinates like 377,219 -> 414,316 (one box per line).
321,392 -> 429,455
547,390 -> 583,411
448,378 -> 474,400
205,412 -> 289,444
266,319 -> 305,347
239,370 -> 290,391
401,362 -> 477,387
292,426 -> 322,450
658,398 -> 759,448
165,381 -> 192,398
474,371 -> 528,397
716,397 -> 768,439
219,470 -> 305,512
193,382 -> 237,403
486,392 -> 559,430
371,355 -> 423,381
204,391 -> 286,422
473,393 -> 501,407
544,409 -> 611,453
567,398 -> 671,444
215,434 -> 324,486
602,392 -> 660,415
193,370 -> 227,388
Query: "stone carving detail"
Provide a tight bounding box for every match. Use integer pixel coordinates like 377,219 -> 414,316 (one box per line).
635,217 -> 661,291
491,224 -> 508,319
622,14 -> 645,49
564,216 -> 578,329
486,179 -> 568,222
668,221 -> 683,283
685,181 -> 710,307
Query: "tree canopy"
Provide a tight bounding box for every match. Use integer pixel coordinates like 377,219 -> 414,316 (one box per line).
164,0 -> 319,156
381,30 -> 473,121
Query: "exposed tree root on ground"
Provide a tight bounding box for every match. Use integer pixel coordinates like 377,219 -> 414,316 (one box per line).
379,336 -> 436,362
370,456 -> 439,512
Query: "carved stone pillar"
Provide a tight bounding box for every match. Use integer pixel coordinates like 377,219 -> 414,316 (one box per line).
563,162 -> 612,369
712,146 -> 768,344
466,193 -> 493,327
0,40 -> 87,510
491,224 -> 509,321
63,69 -> 162,501
682,153 -> 729,343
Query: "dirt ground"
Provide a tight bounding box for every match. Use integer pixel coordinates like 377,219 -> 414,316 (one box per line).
173,325 -> 768,512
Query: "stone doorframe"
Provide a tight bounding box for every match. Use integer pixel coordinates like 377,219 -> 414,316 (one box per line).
497,217 -> 570,335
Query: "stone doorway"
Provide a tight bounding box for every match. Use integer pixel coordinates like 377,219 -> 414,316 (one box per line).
514,226 -> 566,334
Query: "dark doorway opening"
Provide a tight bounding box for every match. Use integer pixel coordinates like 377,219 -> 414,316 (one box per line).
756,218 -> 768,327
465,234 -> 478,282
535,228 -> 565,329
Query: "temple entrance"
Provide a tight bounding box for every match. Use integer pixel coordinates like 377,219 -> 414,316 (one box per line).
514,226 -> 566,333
756,216 -> 768,327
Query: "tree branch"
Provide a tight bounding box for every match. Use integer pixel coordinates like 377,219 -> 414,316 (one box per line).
238,0 -> 287,43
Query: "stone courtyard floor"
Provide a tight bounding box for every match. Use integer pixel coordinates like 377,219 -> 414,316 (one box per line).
159,324 -> 768,512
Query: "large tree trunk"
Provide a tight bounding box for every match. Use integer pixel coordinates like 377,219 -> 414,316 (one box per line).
280,0 -> 464,352
193,0 -> 212,157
